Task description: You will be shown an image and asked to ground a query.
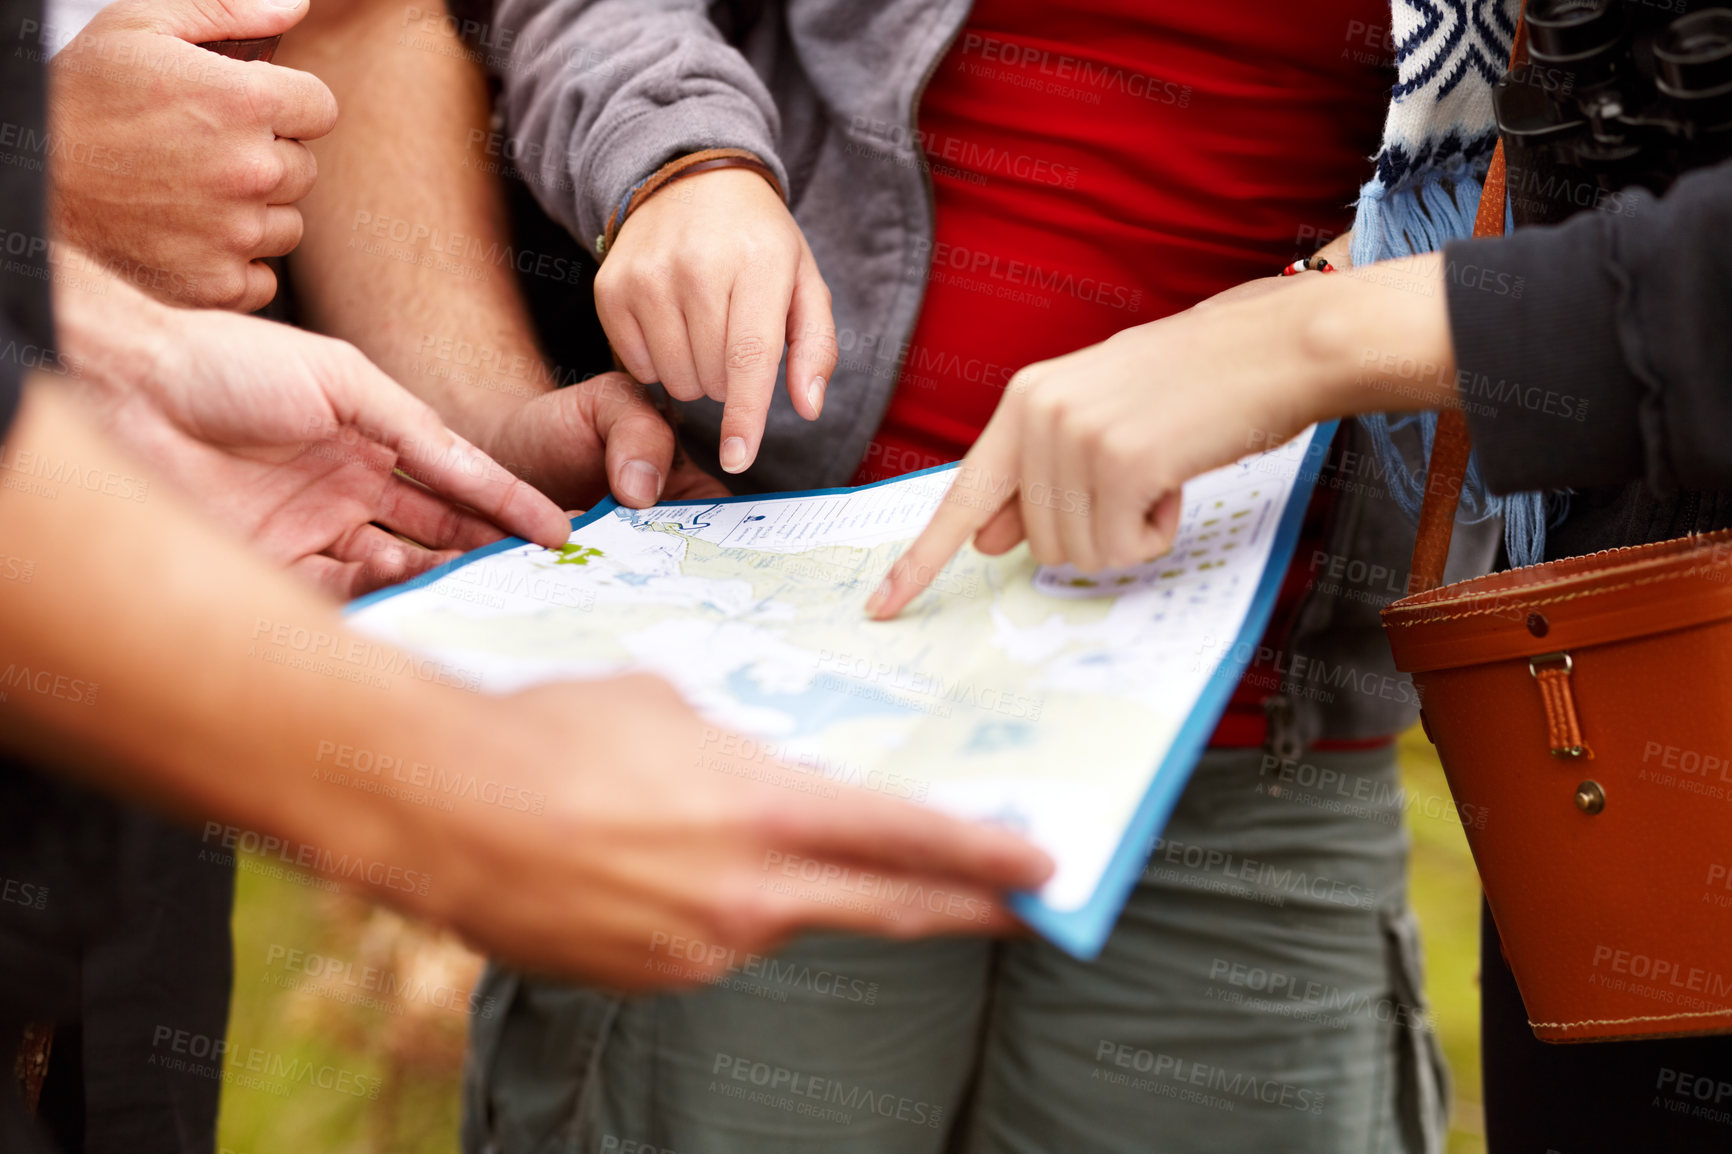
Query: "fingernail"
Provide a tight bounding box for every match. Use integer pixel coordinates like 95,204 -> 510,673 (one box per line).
619,459 -> 662,506
806,376 -> 826,417
864,577 -> 892,617
719,436 -> 749,474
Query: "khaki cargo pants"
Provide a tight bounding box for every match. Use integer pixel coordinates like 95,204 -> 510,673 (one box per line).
463,746 -> 1448,1154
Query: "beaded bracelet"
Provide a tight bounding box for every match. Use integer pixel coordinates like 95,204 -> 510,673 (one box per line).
1278,255 -> 1338,276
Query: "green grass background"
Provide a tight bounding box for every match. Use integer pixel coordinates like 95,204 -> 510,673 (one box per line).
219,727 -> 1486,1154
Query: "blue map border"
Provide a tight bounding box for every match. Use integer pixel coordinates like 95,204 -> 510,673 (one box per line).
345,424 -> 1339,960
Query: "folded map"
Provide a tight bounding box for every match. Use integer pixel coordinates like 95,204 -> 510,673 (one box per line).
347,423 -> 1335,956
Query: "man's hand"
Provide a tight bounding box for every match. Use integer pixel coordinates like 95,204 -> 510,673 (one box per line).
867,254 -> 1454,618
57,272 -> 567,598
415,675 -> 1053,989
594,167 -> 837,475
480,372 -> 728,510
49,0 -> 338,311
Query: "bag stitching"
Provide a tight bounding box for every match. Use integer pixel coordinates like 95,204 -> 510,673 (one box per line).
1390,564 -> 1726,624
1530,1006 -> 1732,1030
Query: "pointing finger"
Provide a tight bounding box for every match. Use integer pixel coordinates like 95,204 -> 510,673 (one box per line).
865,421 -> 1021,621
716,255 -> 794,474
312,339 -> 567,548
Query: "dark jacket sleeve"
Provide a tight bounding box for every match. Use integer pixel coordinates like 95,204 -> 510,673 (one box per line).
1444,158 -> 1732,496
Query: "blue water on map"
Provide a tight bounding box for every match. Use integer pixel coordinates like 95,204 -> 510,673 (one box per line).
723,667 -> 918,737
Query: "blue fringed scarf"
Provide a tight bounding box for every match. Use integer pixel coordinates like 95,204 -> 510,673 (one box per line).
1350,0 -> 1555,567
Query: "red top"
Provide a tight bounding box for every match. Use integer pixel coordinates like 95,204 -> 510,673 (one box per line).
852,0 -> 1394,748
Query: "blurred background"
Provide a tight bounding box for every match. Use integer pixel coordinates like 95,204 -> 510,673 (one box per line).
217,727 -> 1486,1154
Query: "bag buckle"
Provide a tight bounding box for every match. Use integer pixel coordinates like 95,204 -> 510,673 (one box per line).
1528,651 -> 1590,759
1527,651 -> 1572,678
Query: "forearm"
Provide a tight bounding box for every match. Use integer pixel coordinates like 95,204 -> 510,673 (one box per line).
50,258 -> 168,399
0,381 -> 504,920
281,0 -> 549,446
1239,252 -> 1461,428
1293,161 -> 1732,498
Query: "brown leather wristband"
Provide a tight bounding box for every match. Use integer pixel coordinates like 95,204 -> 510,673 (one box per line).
597,148 -> 784,258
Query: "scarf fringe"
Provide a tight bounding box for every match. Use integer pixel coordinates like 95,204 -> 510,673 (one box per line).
1350,170 -> 1551,568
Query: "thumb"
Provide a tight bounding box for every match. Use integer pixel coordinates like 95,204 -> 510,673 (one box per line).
580,373 -> 677,509
117,0 -> 308,44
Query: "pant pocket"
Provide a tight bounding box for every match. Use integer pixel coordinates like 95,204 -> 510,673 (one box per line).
460,964 -> 621,1154
1381,906 -> 1450,1154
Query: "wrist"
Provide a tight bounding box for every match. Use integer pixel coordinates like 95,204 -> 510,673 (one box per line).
343,689 -> 555,933
1291,254 -> 1458,422
601,149 -> 784,258
54,261 -> 176,398
262,677 -> 514,930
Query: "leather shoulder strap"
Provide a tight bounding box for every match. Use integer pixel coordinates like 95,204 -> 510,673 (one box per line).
1406,10 -> 1528,594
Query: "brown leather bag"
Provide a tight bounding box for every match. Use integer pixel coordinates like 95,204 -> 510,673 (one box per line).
1381,41 -> 1732,1040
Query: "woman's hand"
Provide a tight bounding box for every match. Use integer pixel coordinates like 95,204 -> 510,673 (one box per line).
594,167 -> 836,475
867,254 -> 1454,619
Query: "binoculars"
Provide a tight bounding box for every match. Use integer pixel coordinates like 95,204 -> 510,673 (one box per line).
1494,0 -> 1732,224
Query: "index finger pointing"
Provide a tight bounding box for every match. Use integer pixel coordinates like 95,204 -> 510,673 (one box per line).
314,340 -> 568,548
864,427 -> 1021,621
715,259 -> 794,474
398,428 -> 569,551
